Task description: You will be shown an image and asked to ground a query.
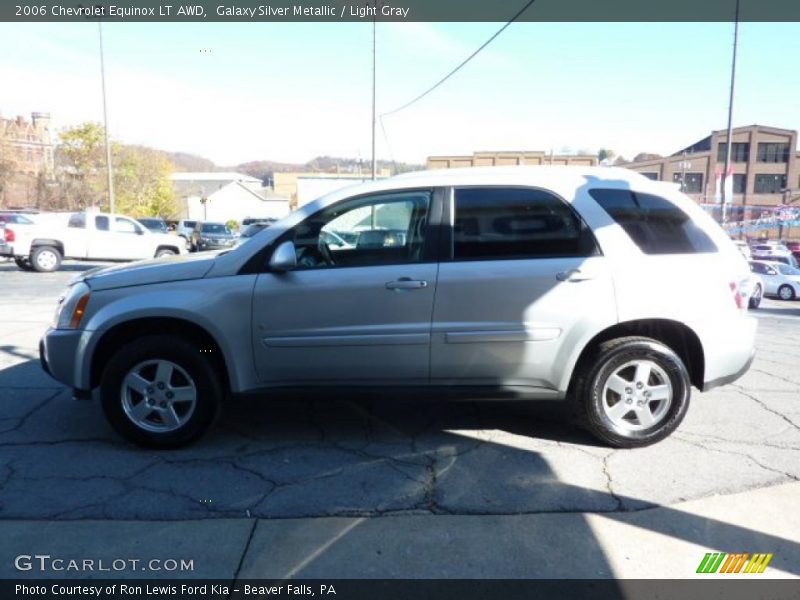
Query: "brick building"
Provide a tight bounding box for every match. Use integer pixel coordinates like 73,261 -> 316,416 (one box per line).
621,125 -> 800,220
0,111 -> 56,206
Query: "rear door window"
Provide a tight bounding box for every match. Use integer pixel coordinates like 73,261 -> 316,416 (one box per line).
452,187 -> 598,260
589,189 -> 717,254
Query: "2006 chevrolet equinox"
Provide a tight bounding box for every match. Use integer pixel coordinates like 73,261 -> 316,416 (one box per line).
40,167 -> 757,448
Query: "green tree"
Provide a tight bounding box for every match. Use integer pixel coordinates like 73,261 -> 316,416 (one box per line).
58,122 -> 107,208
112,144 -> 178,219
598,148 -> 616,162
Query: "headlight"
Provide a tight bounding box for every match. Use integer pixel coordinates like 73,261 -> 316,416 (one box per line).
52,282 -> 91,330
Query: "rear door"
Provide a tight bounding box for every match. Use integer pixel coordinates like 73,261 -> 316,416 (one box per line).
430,186 -> 615,391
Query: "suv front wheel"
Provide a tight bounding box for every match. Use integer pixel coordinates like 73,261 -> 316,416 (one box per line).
575,336 -> 691,448
100,334 -> 223,448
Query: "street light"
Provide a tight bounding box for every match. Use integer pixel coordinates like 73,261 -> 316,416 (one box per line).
98,22 -> 115,214
720,0 -> 740,225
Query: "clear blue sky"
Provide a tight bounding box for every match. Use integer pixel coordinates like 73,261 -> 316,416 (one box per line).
1,21 -> 798,165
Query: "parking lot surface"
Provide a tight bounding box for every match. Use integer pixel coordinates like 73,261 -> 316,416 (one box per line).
1,260 -> 799,521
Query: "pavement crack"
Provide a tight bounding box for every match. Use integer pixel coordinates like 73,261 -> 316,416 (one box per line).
602,451 -> 623,511
731,385 -> 800,432
229,518 -> 258,592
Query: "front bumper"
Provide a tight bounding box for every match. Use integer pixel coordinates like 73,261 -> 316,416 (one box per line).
39,328 -> 87,389
197,240 -> 236,250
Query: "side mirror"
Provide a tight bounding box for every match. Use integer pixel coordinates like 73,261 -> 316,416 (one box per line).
269,240 -> 297,272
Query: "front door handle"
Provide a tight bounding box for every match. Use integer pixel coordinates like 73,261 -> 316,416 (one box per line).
386,278 -> 428,290
556,269 -> 595,282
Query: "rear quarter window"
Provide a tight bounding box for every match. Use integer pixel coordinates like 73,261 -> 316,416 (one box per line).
589,189 -> 717,254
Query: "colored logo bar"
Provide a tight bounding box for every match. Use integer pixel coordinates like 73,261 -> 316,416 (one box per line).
696,552 -> 773,574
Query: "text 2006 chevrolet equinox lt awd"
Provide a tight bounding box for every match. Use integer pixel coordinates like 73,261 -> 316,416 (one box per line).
40,167 -> 757,448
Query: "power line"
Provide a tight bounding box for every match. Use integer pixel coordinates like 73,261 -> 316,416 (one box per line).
380,0 -> 538,118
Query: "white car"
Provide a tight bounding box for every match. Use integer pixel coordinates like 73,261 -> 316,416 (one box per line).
2,211 -> 185,272
733,240 -> 751,260
748,260 -> 800,301
750,243 -> 791,259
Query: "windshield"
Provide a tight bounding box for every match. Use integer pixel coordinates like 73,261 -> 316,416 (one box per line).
201,223 -> 230,234
777,264 -> 800,276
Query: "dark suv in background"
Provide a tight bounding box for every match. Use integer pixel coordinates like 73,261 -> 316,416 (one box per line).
190,221 -> 237,252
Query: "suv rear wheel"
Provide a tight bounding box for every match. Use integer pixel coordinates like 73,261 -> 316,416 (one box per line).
575,336 -> 691,448
100,334 -> 223,448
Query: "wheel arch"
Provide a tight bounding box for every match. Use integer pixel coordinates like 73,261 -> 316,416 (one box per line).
89,317 -> 231,393
31,238 -> 65,256
568,319 -> 706,392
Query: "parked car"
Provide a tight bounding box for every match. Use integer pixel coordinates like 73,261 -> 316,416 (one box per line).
732,240 -> 751,260
1,212 -> 185,272
749,260 -> 800,301
40,167 -> 756,449
175,219 -> 198,247
750,243 -> 791,258
242,217 -> 277,228
751,253 -> 799,269
0,212 -> 41,270
190,221 -> 237,251
137,217 -> 169,234
236,222 -> 272,246
785,241 -> 800,252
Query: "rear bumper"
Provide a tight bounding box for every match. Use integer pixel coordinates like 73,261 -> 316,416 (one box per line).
700,314 -> 758,391
0,242 -> 12,256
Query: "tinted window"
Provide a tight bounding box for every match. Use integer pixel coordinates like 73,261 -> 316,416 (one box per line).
115,217 -> 140,234
95,216 -> 110,231
672,172 -> 703,194
452,187 -> 598,260
589,189 -> 717,254
757,142 -> 789,163
184,221 -> 197,228
68,213 -> 85,229
201,223 -> 229,233
754,174 -> 786,194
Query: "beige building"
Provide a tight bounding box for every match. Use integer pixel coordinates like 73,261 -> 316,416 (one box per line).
622,125 -> 800,218
427,151 -> 597,170
274,169 -> 392,209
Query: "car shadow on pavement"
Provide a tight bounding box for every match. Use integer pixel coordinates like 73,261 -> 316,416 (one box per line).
754,306 -> 800,318
1,356 -> 799,578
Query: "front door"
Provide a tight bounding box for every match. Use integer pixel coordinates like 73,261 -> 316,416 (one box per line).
252,189 -> 439,384
430,186 -> 616,390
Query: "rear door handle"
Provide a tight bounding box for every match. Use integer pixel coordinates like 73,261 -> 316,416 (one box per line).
556,269 -> 595,282
386,278 -> 428,290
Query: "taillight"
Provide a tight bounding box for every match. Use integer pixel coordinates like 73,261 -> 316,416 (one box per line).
729,281 -> 745,310
5,227 -> 14,243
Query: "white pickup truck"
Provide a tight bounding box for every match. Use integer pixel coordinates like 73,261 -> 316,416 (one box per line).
2,212 -> 185,272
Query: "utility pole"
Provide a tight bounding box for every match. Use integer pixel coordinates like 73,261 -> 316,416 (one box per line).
371,5 -> 377,181
99,21 -> 115,214
721,0 -> 740,225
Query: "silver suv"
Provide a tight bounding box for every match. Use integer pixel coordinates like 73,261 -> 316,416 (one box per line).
40,167 -> 757,448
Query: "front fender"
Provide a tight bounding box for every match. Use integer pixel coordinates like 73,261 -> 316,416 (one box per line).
79,275 -> 259,392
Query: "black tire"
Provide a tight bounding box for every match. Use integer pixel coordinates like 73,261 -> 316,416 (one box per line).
100,334 -> 223,448
778,284 -> 796,301
155,248 -> 177,258
748,284 -> 762,309
574,336 -> 691,448
30,245 -> 62,273
14,257 -> 34,271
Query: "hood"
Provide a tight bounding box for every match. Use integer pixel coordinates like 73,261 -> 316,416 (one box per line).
76,252 -> 217,291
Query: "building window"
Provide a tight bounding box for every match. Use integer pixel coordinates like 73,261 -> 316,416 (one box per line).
717,142 -> 749,163
732,174 -> 747,194
757,143 -> 789,163
754,174 -> 787,194
641,172 -> 659,181
672,172 -> 704,194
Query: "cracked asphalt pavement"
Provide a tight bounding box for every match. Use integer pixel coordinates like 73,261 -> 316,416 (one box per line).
1,261 -> 799,522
